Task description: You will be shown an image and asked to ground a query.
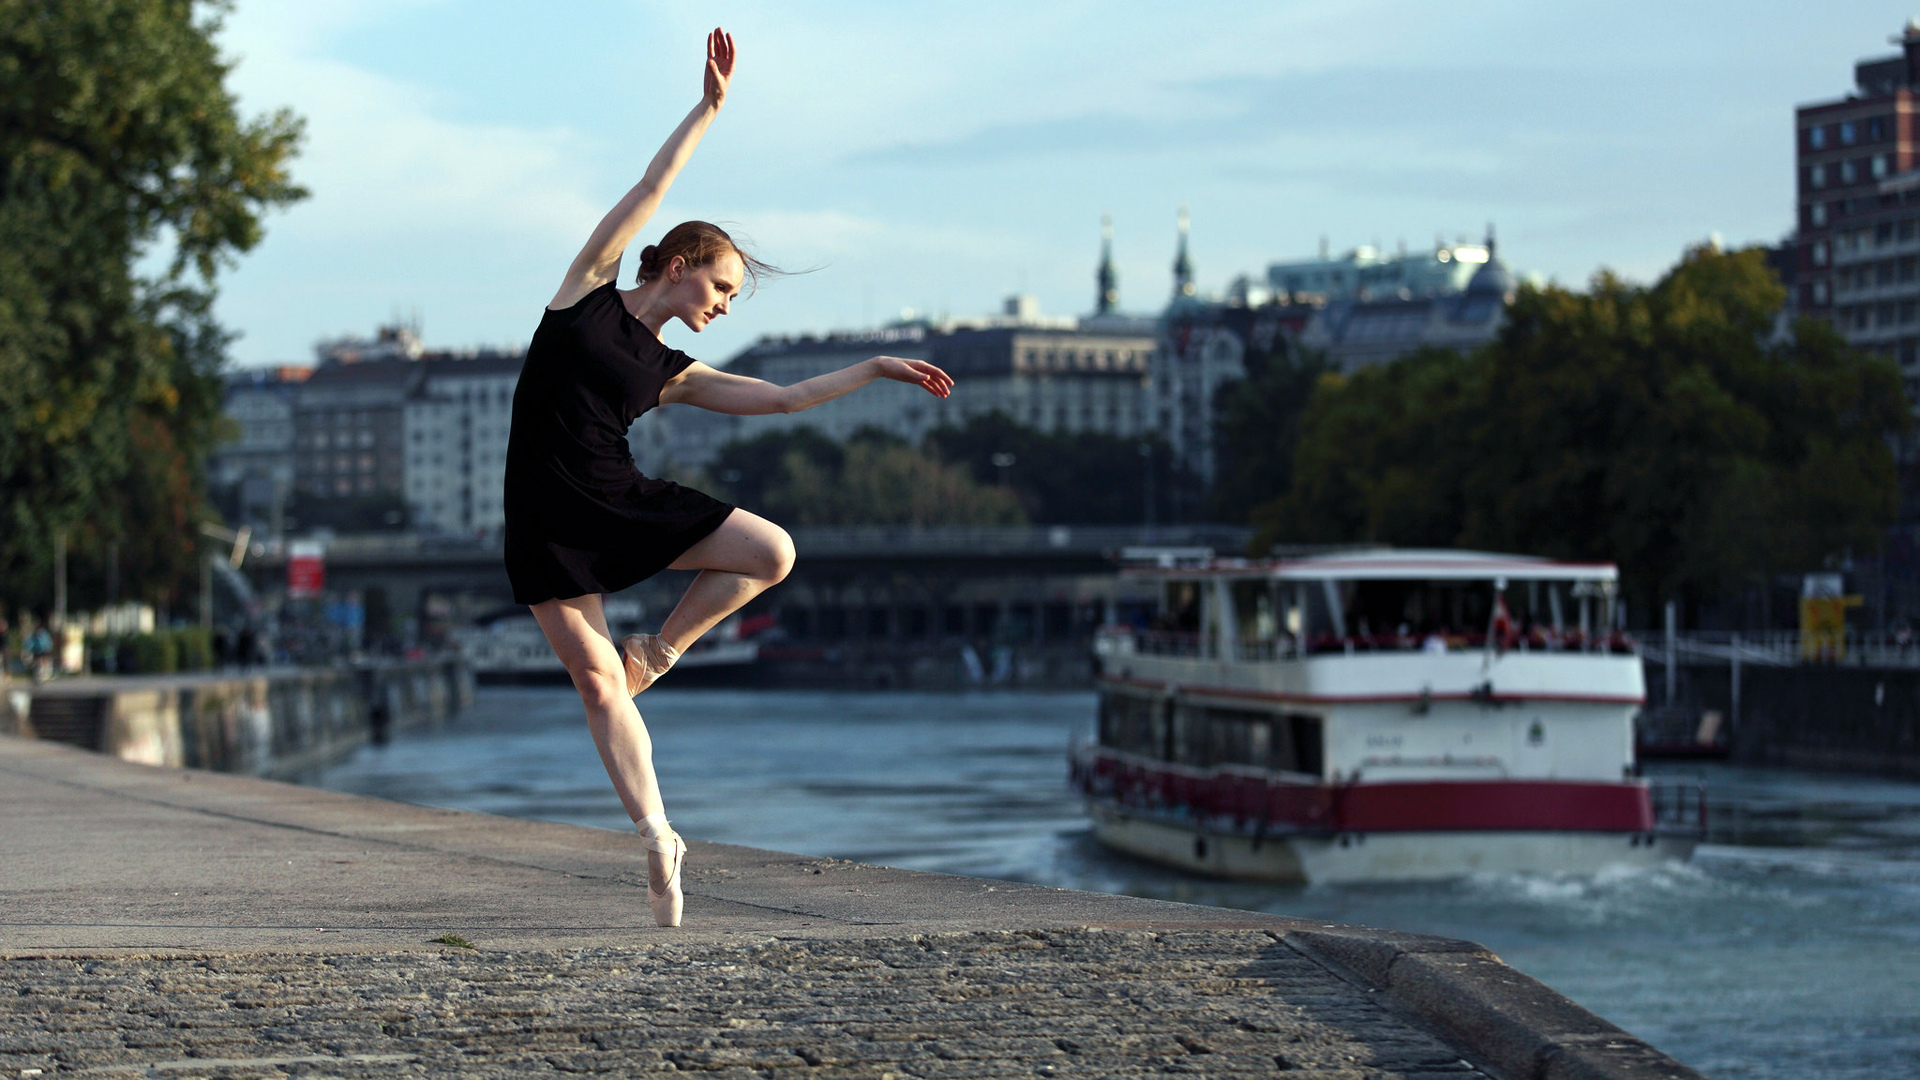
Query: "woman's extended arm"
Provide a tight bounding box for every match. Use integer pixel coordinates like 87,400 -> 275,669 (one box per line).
549,28 -> 735,309
660,357 -> 955,415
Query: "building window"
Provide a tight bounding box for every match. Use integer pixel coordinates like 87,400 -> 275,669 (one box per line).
1813,240 -> 1830,265
1811,202 -> 1828,227
1879,302 -> 1897,327
1810,164 -> 1826,189
1902,256 -> 1917,282
1882,260 -> 1898,285
1875,154 -> 1891,180
1904,219 -> 1918,242
1901,300 -> 1917,325
1809,125 -> 1827,149
1812,280 -> 1830,305
1841,159 -> 1859,184
1870,116 -> 1889,141
1902,340 -> 1919,368
1842,120 -> 1858,145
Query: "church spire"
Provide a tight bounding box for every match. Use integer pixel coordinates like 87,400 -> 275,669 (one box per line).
1172,206 -> 1195,299
1096,213 -> 1119,315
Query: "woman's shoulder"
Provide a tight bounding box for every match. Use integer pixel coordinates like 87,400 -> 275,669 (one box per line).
545,279 -> 621,316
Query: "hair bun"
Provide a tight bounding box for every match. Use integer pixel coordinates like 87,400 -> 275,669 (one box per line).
638,244 -> 660,269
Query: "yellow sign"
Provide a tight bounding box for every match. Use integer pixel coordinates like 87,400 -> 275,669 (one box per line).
1800,595 -> 1863,662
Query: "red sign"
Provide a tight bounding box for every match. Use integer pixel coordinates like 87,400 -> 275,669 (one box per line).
287,540 -> 325,599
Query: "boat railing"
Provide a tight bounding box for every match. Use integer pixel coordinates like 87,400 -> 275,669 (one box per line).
1107,627 -> 1639,663
1648,778 -> 1708,836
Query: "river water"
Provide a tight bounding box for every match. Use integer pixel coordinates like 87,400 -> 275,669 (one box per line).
310,688 -> 1920,1079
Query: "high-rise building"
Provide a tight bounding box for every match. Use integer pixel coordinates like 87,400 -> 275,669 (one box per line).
1795,20 -> 1920,387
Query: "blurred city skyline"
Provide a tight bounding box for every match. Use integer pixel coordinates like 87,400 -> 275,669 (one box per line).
214,1 -> 1896,367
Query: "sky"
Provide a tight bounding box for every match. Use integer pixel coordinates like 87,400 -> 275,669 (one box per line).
212,1 -> 1905,368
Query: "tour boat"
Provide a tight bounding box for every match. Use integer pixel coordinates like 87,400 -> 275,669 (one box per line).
1070,549 -> 1704,883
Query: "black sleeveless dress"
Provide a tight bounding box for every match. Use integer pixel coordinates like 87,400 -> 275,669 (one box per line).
503,281 -> 734,605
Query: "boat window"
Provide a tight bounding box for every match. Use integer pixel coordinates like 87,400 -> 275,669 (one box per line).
1160,581 -> 1202,634
1231,579 -> 1277,642
1289,715 -> 1324,777
1099,692 -> 1164,758
1298,580 -> 1339,639
1169,705 -> 1324,776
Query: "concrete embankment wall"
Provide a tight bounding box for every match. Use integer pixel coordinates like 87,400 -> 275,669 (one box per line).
0,658 -> 471,778
1643,657 -> 1920,777
1731,665 -> 1920,776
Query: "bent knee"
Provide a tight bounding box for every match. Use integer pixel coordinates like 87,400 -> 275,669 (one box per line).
762,527 -> 796,583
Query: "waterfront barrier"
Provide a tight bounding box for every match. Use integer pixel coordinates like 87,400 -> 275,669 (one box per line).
1640,644 -> 1920,777
0,734 -> 1704,1079
0,657 -> 470,778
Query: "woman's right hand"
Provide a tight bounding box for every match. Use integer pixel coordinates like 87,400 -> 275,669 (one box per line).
704,27 -> 735,110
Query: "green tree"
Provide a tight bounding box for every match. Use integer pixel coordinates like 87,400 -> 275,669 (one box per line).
0,0 -> 304,615
924,412 -> 1188,524
767,441 -> 1026,527
1210,340 -> 1331,523
1259,245 -> 1907,620
706,427 -> 845,513
1254,346 -> 1483,548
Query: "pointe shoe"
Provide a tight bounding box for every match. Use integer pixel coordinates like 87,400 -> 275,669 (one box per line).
641,830 -> 686,927
620,633 -> 678,697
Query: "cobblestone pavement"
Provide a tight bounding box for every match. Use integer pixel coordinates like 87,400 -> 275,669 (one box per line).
3,929 -> 1490,1079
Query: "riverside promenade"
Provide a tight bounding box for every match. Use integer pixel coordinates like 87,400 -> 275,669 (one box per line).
0,736 -> 1700,1079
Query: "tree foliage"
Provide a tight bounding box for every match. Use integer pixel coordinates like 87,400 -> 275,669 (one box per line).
708,427 -> 1025,527
0,0 -> 303,615
925,412 -> 1190,525
1209,338 -> 1331,522
1255,245 -> 1909,619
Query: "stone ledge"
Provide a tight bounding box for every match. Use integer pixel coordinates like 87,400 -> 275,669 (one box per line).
1,734 -> 1703,1079
1285,929 -> 1705,1080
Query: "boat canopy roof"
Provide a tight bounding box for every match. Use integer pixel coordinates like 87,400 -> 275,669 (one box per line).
1133,548 -> 1618,583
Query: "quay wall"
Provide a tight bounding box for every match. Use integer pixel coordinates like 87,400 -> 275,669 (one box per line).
2,658 -> 471,779
1642,657 -> 1920,777
1732,665 -> 1920,776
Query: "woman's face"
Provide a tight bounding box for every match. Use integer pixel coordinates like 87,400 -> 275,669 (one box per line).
668,251 -> 744,332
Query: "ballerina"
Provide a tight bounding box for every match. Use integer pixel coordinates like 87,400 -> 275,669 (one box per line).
501,27 -> 954,927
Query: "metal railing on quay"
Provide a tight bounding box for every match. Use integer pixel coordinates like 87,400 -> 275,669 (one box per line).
1642,630 -> 1920,669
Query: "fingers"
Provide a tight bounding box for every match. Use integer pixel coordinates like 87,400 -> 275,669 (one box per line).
908,359 -> 955,396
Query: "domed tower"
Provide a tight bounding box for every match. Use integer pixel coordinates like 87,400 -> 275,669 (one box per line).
1096,213 -> 1119,315
1466,224 -> 1516,301
1172,207 -> 1195,299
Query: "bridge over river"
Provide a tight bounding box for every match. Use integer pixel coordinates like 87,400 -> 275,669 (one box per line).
246,525 -> 1253,660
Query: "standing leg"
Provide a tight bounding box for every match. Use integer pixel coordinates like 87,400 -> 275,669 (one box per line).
530,594 -> 680,902
657,509 -> 796,652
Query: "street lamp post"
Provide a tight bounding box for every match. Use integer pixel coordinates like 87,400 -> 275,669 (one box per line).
990,451 -> 1016,488
1138,442 -> 1155,539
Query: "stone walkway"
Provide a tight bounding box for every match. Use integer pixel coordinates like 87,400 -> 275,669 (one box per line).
4,932 -> 1490,1078
0,736 -> 1700,1079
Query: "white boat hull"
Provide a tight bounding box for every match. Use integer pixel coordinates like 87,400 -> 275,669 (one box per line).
1087,802 -> 1696,884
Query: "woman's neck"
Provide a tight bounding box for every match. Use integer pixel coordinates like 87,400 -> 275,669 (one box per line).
619,280 -> 674,338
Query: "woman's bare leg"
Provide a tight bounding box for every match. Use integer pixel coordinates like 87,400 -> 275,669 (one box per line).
655,509 -> 795,654
530,593 -> 676,889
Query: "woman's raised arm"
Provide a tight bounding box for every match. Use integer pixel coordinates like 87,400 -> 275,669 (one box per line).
549,28 -> 735,310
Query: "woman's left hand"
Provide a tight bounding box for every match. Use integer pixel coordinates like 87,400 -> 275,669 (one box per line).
871,356 -> 954,399
704,28 -> 735,109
